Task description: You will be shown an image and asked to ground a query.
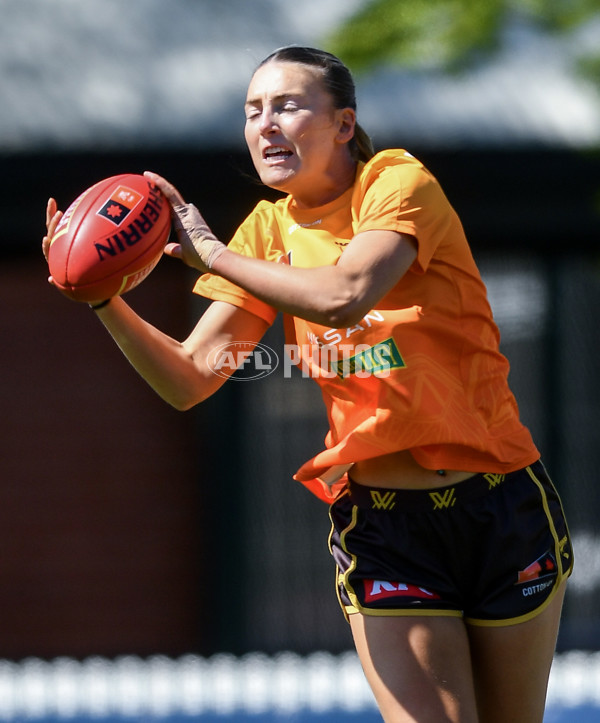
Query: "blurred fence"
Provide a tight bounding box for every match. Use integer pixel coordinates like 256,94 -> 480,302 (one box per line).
0,652 -> 598,722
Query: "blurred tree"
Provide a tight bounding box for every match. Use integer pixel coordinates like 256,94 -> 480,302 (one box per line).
325,0 -> 600,81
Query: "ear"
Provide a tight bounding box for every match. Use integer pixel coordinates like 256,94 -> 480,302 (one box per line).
335,107 -> 356,145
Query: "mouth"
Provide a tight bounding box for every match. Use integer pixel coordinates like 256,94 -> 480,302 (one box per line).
263,146 -> 293,163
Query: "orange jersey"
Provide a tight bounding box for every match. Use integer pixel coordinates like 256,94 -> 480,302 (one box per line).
194,150 -> 539,502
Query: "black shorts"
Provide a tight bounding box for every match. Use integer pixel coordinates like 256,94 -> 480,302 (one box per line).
328,460 -> 573,626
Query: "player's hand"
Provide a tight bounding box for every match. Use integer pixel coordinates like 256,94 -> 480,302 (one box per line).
42,198 -> 108,308
42,197 -> 64,291
42,197 -> 63,263
144,171 -> 225,273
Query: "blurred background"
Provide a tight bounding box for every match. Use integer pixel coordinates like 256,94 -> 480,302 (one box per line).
1,0 -> 600,720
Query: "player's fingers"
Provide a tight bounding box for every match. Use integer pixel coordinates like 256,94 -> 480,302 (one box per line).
143,171 -> 185,206
47,210 -> 63,238
163,242 -> 183,259
42,209 -> 63,261
46,198 -> 57,229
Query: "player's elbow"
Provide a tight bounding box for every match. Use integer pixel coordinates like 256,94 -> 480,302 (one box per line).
169,396 -> 198,412
326,306 -> 368,329
321,293 -> 371,329
161,391 -> 197,412
169,392 -> 211,412
162,378 -> 217,411
315,271 -> 373,328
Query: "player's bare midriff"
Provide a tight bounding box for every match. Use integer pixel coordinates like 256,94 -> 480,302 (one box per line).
351,449 -> 476,490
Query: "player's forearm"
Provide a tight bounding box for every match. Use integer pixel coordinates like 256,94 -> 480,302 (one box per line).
93,297 -> 217,410
210,249 -> 366,328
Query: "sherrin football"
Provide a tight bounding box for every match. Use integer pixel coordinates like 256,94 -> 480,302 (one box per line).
48,173 -> 171,303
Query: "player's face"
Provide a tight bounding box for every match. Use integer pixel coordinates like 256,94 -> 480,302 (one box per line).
244,61 -> 354,208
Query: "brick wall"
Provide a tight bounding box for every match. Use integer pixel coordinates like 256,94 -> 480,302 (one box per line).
0,256 -> 205,659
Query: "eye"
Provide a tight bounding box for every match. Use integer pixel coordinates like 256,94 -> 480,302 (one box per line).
244,106 -> 261,121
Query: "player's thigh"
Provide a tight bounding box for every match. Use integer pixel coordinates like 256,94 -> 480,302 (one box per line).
349,613 -> 479,723
467,581 -> 567,723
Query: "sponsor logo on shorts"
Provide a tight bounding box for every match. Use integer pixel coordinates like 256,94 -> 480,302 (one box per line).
370,490 -> 397,510
558,535 -> 571,565
364,580 -> 441,603
97,185 -> 144,226
483,473 -> 505,489
516,551 -> 557,596
520,579 -> 554,597
429,488 -> 456,510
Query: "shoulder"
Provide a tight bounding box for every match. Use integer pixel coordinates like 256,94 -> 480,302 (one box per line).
356,149 -> 436,193
352,149 -> 447,215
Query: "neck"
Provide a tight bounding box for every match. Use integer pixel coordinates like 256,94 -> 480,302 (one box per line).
291,157 -> 357,209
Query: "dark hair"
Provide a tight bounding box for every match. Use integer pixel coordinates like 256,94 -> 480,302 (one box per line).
257,46 -> 374,163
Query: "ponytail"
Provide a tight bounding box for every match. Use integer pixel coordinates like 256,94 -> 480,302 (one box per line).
352,122 -> 375,162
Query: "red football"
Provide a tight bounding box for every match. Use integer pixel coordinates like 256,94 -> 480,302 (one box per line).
48,173 -> 171,303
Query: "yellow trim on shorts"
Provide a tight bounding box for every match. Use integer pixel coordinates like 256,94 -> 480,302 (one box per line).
338,503 -> 360,617
329,490 -> 351,622
347,607 -> 464,619
466,464 -> 574,628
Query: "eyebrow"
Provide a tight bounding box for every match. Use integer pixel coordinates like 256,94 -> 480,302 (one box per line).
244,92 -> 304,107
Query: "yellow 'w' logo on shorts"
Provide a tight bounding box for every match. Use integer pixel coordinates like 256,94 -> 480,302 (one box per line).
370,490 -> 397,510
429,488 -> 456,510
483,473 -> 505,489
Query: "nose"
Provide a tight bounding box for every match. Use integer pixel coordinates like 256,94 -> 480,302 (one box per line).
258,107 -> 278,134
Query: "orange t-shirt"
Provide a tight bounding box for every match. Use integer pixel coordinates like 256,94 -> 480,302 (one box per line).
194,149 -> 539,502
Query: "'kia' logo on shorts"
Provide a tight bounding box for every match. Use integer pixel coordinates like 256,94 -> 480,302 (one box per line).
364,580 -> 441,603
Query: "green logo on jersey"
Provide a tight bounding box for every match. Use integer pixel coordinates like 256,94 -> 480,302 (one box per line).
333,337 -> 406,378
